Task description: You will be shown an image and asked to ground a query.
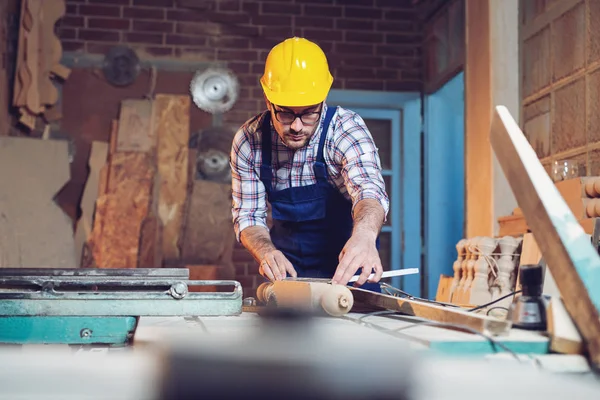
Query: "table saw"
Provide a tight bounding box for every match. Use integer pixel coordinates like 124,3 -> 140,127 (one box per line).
0,267 -> 242,345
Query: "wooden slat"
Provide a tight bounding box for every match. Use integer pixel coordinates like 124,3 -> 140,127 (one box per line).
350,287 -> 511,335
153,94 -> 190,262
490,105 -> 600,367
116,99 -> 155,153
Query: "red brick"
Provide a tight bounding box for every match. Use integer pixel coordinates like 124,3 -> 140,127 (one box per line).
336,42 -> 374,54
133,20 -> 173,33
79,5 -> 121,17
86,42 -> 115,54
251,63 -> 265,74
88,18 -> 130,30
376,69 -> 400,79
242,1 -> 259,15
133,0 -> 175,7
123,7 -> 165,19
174,47 -> 216,60
88,0 -> 129,4
247,261 -> 260,275
296,0 -> 332,3
252,15 -> 293,26
376,20 -> 416,31
384,9 -> 414,20
221,24 -> 260,37
62,15 -> 84,28
336,19 -> 374,30
124,32 -> 164,45
262,3 -> 302,14
145,47 -> 174,57
167,9 -> 201,22
305,4 -> 342,17
165,34 -> 207,46
66,4 -> 77,14
66,0 -> 85,3
338,66 -> 377,79
262,26 -> 292,38
227,62 -> 251,74
207,11 -> 252,24
59,28 -> 77,40
346,31 -> 383,43
235,264 -> 247,276
177,22 -> 220,35
376,0 -> 412,7
210,36 -> 251,48
385,57 -> 420,69
236,275 -> 256,289
302,29 -> 343,42
295,16 -> 334,29
386,33 -> 421,44
78,29 -> 120,42
340,55 -> 384,68
344,6 -> 382,19
338,0 -> 374,5
218,0 -> 241,12
62,40 -> 85,51
376,44 -> 416,57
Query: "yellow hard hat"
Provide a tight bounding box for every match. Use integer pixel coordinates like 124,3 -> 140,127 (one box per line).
260,37 -> 334,107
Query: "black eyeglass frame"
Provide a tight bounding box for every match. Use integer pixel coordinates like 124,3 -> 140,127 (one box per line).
272,104 -> 323,126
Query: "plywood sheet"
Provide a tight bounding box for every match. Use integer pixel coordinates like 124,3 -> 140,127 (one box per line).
91,152 -> 154,269
181,179 -> 235,266
116,99 -> 154,152
154,94 -> 190,261
0,136 -> 76,267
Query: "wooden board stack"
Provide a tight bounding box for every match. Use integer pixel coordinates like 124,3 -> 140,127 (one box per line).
80,95 -> 190,270
12,0 -> 71,129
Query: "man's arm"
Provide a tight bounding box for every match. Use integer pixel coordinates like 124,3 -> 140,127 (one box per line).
331,110 -> 390,285
230,126 -> 296,280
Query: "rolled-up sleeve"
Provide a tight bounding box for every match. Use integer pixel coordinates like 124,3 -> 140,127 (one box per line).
333,112 -> 390,219
230,128 -> 269,241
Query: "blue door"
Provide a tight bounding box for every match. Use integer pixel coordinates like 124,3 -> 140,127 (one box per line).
326,90 -> 422,294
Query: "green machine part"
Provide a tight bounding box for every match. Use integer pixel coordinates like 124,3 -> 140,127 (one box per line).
0,268 -> 243,345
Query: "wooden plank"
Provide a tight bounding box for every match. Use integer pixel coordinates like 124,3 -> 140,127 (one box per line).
181,179 -> 235,266
74,141 -> 108,267
116,99 -> 155,153
91,152 -> 154,269
547,296 -> 584,355
0,137 -> 76,268
350,287 -> 511,335
465,0 -> 493,237
490,105 -> 600,367
153,94 -> 190,262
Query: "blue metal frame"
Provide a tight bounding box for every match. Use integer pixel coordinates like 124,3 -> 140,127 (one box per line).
423,72 -> 465,298
326,89 -> 422,294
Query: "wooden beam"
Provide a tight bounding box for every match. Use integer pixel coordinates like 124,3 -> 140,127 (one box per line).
465,0 -> 493,237
490,105 -> 600,367
350,287 -> 511,335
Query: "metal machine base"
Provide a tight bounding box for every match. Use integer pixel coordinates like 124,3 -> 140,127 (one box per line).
0,268 -> 243,345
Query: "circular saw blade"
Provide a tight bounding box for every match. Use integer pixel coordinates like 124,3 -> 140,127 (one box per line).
189,67 -> 239,114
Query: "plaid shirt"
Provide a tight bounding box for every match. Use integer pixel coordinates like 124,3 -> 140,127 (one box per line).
230,103 -> 390,241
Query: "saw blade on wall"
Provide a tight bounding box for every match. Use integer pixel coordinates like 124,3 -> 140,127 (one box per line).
189,67 -> 239,114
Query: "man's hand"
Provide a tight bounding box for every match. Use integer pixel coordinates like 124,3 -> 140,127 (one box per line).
332,230 -> 383,286
259,249 -> 297,281
240,226 -> 297,281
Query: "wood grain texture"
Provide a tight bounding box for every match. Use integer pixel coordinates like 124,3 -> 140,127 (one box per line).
181,179 -> 235,266
490,105 -> 600,367
154,94 -> 190,261
0,137 -> 76,268
116,99 -> 154,152
465,0 -> 493,237
91,152 -> 154,269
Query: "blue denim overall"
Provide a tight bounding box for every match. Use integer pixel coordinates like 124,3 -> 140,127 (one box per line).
259,106 -> 381,292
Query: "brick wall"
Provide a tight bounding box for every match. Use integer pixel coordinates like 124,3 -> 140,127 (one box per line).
59,0 -> 424,298
521,0 -> 599,178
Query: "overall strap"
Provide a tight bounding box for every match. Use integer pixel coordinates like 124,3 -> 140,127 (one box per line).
313,105 -> 337,181
259,112 -> 273,193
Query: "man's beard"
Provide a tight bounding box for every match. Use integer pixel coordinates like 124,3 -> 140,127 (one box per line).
281,128 -> 311,150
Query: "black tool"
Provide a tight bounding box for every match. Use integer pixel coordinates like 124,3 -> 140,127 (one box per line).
508,263 -> 547,331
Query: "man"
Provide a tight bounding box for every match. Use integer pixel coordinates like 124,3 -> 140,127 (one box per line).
230,37 -> 389,289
